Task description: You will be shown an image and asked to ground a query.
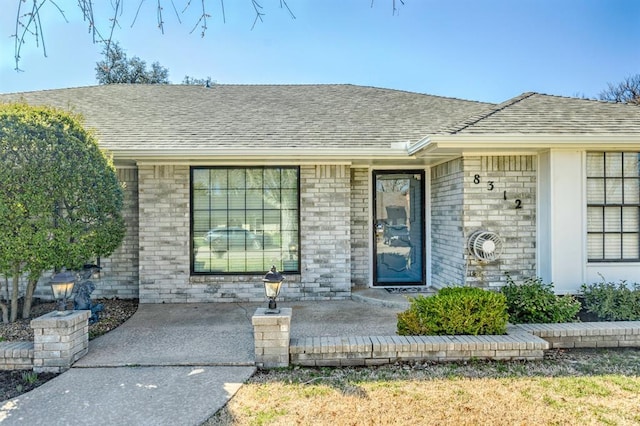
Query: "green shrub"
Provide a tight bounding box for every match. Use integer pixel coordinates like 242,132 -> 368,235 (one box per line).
397,286 -> 508,336
500,276 -> 581,324
580,280 -> 640,321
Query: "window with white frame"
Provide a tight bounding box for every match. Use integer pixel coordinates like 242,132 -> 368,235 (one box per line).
191,167 -> 300,274
587,152 -> 640,261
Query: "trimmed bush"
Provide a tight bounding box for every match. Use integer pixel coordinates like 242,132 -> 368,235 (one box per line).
397,286 -> 508,336
580,280 -> 640,321
500,276 -> 581,324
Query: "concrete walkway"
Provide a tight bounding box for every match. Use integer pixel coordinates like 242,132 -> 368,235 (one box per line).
0,292 -> 407,425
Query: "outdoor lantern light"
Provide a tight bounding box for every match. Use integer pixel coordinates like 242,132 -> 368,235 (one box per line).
262,266 -> 285,313
50,268 -> 76,313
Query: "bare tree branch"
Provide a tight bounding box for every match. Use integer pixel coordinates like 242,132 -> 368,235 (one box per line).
131,1 -> 146,29
371,0 -> 404,15
280,0 -> 296,20
13,0 -> 69,71
220,0 -> 226,23
251,0 -> 265,31
171,0 -> 183,24
189,0 -> 210,36
11,1 -> 399,70
599,74 -> 640,105
393,0 -> 405,16
157,0 -> 165,33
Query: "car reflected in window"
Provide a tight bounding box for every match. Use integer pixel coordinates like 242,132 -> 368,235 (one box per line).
202,227 -> 265,252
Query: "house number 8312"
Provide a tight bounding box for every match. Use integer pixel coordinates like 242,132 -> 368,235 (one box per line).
473,174 -> 522,209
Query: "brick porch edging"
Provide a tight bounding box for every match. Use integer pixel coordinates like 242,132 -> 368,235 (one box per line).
0,342 -> 34,370
512,321 -> 640,349
289,333 -> 548,367
286,321 -> 640,367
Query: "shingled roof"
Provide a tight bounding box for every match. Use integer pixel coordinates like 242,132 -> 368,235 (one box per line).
5,85 -> 639,162
0,84 -> 491,159
444,92 -> 640,135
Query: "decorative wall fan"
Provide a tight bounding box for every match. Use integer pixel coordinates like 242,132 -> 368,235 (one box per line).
467,230 -> 503,262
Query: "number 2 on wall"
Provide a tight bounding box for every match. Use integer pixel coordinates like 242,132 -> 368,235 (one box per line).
504,191 -> 522,209
502,191 -> 522,209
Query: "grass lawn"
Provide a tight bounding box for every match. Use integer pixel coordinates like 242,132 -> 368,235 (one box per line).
205,348 -> 640,425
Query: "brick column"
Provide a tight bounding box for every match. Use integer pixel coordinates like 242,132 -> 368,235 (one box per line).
30,310 -> 90,373
300,165 -> 351,299
252,308 -> 292,368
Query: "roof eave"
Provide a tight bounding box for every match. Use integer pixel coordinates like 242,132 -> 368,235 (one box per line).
410,134 -> 640,156
108,147 -> 413,163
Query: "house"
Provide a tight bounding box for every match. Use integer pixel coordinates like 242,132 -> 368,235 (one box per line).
2,84 -> 639,302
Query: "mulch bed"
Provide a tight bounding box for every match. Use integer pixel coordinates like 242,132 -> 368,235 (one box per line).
0,298 -> 138,402
0,370 -> 59,401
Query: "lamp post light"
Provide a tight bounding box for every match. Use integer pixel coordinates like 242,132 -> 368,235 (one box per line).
262,266 -> 285,314
50,268 -> 76,314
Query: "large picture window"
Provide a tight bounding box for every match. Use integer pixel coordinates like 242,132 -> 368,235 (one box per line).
587,152 -> 640,261
191,167 -> 300,274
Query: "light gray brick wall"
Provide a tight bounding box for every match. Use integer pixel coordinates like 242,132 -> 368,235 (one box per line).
299,165 -> 352,300
430,156 -> 537,290
189,273 -> 301,303
350,167 -> 369,287
137,163 -> 350,303
463,156 -> 537,289
430,159 -> 466,288
138,165 -> 191,303
95,167 -> 140,299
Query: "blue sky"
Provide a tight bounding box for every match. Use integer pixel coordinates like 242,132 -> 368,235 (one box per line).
1,0 -> 639,103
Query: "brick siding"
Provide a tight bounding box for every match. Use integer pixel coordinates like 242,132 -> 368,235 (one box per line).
299,165 -> 351,299
134,164 -> 351,303
350,167 -> 370,287
95,167 -> 140,298
430,156 -> 537,290
463,156 -> 537,288
430,159 -> 466,288
138,165 -> 191,303
29,154 -> 538,302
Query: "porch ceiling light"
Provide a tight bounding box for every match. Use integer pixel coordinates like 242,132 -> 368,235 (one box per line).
50,268 -> 76,314
262,266 -> 285,314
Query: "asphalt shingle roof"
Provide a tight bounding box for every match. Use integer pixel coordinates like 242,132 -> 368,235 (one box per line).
0,84 -> 492,153
445,92 -> 640,135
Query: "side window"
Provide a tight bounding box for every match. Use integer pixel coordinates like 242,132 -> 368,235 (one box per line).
586,152 -> 640,261
191,167 -> 300,274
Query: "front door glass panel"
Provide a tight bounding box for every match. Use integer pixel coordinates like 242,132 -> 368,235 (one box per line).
374,171 -> 425,286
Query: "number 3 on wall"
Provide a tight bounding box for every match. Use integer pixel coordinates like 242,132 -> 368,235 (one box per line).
473,175 -> 495,191
475,176 -> 522,209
